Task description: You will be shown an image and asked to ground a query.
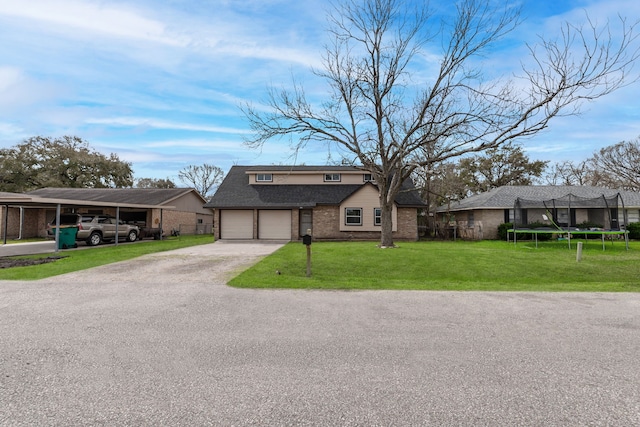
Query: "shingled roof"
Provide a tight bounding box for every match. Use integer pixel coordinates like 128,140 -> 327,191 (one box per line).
438,185 -> 640,212
27,187 -> 205,206
204,165 -> 424,208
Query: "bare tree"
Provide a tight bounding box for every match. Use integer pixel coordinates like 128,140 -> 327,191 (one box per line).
544,160 -> 593,186
412,162 -> 468,237
544,138 -> 640,190
244,0 -> 639,247
178,164 -> 224,198
588,138 -> 640,191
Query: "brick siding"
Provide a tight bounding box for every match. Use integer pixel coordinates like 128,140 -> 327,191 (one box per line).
311,205 -> 418,241
0,207 -> 42,239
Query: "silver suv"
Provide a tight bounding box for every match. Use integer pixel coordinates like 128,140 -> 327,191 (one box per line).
48,214 -> 139,246
77,215 -> 139,246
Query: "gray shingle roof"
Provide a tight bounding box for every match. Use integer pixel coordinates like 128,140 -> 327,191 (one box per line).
438,185 -> 640,212
205,165 -> 425,208
27,187 -> 203,206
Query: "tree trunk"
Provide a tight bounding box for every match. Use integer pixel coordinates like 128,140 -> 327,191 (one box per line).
379,199 -> 395,247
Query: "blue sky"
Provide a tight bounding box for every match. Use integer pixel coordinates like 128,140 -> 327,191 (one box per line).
1,0 -> 639,183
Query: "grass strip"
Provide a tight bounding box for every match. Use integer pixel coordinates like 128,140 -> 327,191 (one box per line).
0,235 -> 213,280
229,240 -> 640,292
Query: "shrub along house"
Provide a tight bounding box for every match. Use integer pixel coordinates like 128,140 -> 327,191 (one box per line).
435,185 -> 640,240
205,165 -> 425,241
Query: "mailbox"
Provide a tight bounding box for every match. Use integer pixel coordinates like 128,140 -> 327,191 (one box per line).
302,234 -> 312,246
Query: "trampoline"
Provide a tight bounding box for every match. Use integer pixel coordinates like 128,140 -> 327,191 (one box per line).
508,193 -> 630,250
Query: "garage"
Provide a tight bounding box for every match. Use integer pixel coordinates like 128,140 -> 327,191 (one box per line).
258,210 -> 291,240
220,210 -> 254,239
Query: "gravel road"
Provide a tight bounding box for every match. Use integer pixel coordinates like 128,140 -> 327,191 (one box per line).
1,241 -> 639,426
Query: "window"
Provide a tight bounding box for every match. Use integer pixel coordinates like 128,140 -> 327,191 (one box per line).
504,209 -> 514,223
374,208 -> 381,226
467,212 -> 474,227
324,173 -> 341,182
256,173 -> 272,182
345,208 -> 362,225
363,173 -> 374,182
514,209 -> 528,226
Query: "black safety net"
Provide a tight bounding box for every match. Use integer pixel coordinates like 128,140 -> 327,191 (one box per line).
513,193 -> 626,231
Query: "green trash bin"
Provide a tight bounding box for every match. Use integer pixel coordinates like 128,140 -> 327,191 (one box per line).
53,226 -> 78,249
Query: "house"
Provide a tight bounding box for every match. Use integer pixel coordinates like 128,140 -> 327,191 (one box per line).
204,165 -> 425,241
0,188 -> 213,240
435,185 -> 640,240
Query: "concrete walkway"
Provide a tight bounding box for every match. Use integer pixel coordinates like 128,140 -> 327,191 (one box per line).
0,241 -> 57,257
1,241 -> 639,426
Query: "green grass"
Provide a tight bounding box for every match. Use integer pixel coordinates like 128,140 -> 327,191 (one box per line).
229,239 -> 640,292
0,235 -> 214,280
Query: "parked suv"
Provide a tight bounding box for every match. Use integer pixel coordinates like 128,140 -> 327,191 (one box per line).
48,214 -> 139,246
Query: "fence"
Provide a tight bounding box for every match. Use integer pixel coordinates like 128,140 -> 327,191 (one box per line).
176,223 -> 214,236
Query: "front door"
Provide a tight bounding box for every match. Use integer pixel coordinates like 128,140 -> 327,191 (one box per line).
300,209 -> 313,236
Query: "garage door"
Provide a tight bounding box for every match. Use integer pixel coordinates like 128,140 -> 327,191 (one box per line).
220,210 -> 253,239
258,210 -> 291,240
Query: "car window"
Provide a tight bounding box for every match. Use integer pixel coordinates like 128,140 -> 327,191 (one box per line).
49,214 -> 78,225
81,216 -> 94,222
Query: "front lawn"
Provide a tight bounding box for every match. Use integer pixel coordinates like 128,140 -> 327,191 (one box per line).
229,239 -> 640,292
0,235 -> 214,280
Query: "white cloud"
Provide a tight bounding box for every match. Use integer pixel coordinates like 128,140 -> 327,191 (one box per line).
85,117 -> 250,134
142,139 -> 242,149
0,0 -> 324,68
0,0 -> 186,46
0,66 -> 23,92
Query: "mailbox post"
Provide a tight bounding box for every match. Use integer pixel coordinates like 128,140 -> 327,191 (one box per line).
302,229 -> 312,277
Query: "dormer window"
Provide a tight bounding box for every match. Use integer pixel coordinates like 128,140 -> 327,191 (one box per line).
324,173 -> 341,182
256,173 -> 272,182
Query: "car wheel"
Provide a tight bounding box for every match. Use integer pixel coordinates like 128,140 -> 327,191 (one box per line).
127,230 -> 137,242
87,232 -> 102,246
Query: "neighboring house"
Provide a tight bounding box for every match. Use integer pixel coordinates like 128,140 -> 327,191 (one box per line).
0,188 -> 212,240
435,185 -> 640,240
204,165 -> 425,241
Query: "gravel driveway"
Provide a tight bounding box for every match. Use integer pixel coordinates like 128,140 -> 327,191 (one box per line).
1,241 -> 639,426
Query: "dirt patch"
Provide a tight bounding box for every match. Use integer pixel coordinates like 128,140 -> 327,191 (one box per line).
0,256 -> 65,269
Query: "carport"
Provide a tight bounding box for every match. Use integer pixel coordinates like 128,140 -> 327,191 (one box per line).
0,192 -> 174,255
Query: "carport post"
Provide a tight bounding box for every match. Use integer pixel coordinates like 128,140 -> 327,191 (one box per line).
115,206 -> 120,246
160,209 -> 163,240
54,203 -> 61,253
2,204 -> 8,245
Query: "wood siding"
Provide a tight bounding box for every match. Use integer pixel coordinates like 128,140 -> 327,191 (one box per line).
339,185 -> 397,232
248,171 -> 373,185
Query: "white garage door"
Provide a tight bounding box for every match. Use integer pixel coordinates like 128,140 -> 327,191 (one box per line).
220,210 -> 253,239
258,210 -> 291,240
